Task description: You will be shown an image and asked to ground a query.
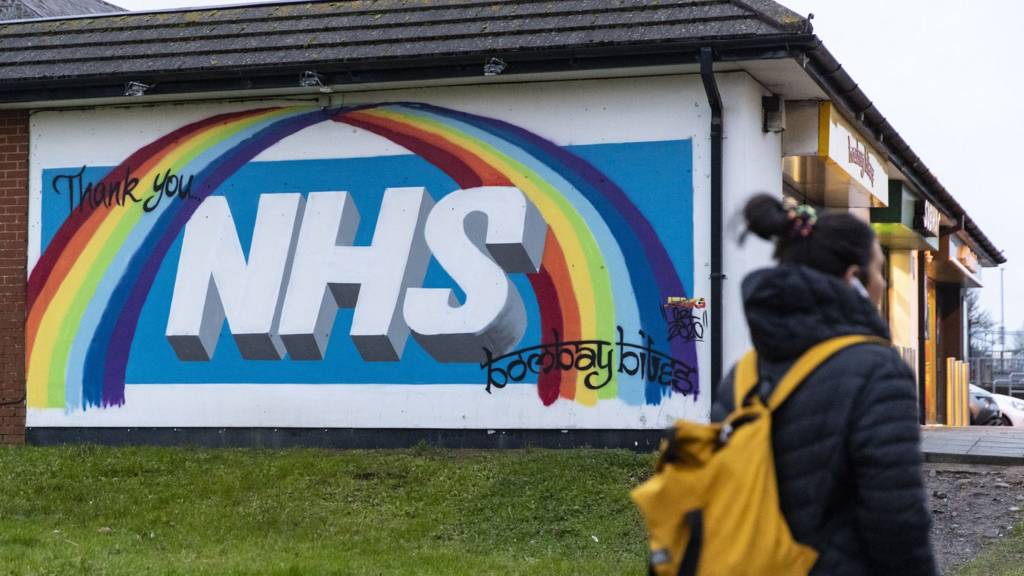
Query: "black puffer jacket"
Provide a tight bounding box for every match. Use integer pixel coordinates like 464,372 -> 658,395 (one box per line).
712,265 -> 936,576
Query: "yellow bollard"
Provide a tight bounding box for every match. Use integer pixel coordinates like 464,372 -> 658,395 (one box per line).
945,358 -> 953,426
958,362 -> 966,426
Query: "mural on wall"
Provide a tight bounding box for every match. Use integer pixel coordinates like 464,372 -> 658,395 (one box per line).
28,102 -> 698,415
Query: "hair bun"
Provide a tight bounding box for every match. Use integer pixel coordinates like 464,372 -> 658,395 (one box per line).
744,193 -> 791,240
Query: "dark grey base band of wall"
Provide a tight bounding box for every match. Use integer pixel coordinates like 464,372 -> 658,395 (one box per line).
27,428 -> 666,451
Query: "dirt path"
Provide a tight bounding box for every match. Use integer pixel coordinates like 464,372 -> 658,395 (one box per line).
925,463 -> 1024,574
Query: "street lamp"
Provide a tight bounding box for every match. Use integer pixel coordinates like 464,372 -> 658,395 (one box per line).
1001,266 -> 1006,373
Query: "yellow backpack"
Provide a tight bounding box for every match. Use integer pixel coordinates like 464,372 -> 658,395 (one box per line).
631,335 -> 885,576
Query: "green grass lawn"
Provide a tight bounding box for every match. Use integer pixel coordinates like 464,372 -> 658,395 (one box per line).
956,524 -> 1024,576
4,445 -> 1020,576
0,446 -> 654,576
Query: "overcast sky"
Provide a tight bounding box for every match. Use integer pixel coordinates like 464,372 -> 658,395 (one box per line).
108,0 -> 1024,332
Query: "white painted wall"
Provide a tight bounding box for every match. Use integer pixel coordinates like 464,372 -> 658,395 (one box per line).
29,74 -> 738,429
717,72 -> 783,372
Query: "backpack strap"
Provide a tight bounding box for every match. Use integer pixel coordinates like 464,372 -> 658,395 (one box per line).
734,335 -> 889,412
733,349 -> 760,410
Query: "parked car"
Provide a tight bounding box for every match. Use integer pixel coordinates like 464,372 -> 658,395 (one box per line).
991,393 -> 1024,427
969,385 -> 1003,426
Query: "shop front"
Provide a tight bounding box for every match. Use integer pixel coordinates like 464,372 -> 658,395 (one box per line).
869,181 -> 941,384
782,101 -> 889,216
923,234 -> 984,424
782,102 -> 994,427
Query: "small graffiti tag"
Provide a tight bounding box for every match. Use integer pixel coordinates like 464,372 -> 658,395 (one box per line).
663,297 -> 706,342
664,296 -> 706,310
666,307 -> 706,342
481,326 -> 697,396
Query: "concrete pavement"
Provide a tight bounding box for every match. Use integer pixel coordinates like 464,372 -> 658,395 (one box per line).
922,426 -> 1024,465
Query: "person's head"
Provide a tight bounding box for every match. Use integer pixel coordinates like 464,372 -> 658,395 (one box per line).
743,194 -> 886,306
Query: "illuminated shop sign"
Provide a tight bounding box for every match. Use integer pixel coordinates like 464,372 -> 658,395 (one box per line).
914,200 -> 940,238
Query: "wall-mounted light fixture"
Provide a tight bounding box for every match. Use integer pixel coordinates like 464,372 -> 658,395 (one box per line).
483,58 -> 507,77
762,95 -> 785,133
124,81 -> 152,97
300,70 -> 332,93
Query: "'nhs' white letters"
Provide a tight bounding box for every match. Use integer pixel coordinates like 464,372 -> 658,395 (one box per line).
278,188 -> 433,362
404,186 -> 547,362
165,186 -> 547,363
166,193 -> 304,361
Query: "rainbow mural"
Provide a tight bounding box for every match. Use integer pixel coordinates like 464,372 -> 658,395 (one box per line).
27,103 -> 698,411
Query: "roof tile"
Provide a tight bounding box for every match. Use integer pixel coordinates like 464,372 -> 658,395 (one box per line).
0,0 -> 805,82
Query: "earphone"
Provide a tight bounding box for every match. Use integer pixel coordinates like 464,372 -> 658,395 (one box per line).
849,276 -> 870,299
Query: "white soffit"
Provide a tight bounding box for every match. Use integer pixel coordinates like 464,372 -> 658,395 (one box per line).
740,58 -> 829,100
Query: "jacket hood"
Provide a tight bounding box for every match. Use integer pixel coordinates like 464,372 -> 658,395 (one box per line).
742,265 -> 890,361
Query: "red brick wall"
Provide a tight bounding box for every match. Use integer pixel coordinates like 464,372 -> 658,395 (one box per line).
0,110 -> 27,445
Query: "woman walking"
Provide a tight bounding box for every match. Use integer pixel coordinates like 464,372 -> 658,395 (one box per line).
711,194 -> 937,575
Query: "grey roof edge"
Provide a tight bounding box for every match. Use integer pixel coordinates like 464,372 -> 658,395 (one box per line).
0,0 -> 125,21
729,0 -> 810,33
0,0 -> 295,24
0,32 -> 812,93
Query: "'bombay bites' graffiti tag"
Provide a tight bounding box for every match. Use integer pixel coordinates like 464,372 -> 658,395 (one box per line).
482,327 -> 696,395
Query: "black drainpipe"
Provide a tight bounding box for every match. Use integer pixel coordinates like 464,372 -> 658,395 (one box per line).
699,47 -> 724,396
